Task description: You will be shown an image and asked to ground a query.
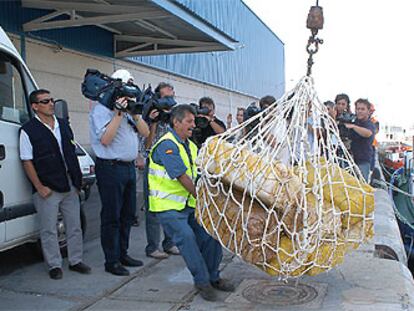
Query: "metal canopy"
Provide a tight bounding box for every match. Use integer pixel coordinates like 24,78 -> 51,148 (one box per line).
21,0 -> 238,57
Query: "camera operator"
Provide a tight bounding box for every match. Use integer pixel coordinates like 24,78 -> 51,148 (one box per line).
89,69 -> 149,276
345,98 -> 376,182
335,93 -> 355,151
141,82 -> 180,259
191,97 -> 226,148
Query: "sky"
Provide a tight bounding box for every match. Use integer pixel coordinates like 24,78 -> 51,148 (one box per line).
242,0 -> 414,128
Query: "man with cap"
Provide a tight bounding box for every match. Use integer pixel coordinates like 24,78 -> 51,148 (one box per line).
20,89 -> 91,279
89,69 -> 150,276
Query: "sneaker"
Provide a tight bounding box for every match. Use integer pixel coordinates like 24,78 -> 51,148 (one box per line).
49,267 -> 63,280
195,284 -> 219,302
69,262 -> 91,274
165,246 -> 180,255
120,255 -> 144,267
147,250 -> 169,259
211,278 -> 235,292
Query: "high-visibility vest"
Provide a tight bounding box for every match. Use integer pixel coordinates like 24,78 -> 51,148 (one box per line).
148,131 -> 198,212
371,117 -> 379,147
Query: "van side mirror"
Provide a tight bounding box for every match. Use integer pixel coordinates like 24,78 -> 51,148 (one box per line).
54,99 -> 69,121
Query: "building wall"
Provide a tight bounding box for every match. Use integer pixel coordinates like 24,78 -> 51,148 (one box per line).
135,0 -> 285,99
9,34 -> 256,151
0,0 -> 284,100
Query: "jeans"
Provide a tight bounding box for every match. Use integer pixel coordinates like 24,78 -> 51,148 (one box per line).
357,161 -> 371,182
96,159 -> 136,266
143,161 -> 174,254
157,207 -> 222,285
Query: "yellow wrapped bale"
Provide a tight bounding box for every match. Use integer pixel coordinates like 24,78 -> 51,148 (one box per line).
306,241 -> 347,276
264,235 -> 309,277
196,182 -> 279,266
197,140 -> 375,278
199,137 -> 303,210
300,160 -> 374,227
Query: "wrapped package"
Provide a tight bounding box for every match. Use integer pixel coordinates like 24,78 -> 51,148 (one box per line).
301,160 -> 375,227
198,137 -> 303,209
196,182 -> 279,266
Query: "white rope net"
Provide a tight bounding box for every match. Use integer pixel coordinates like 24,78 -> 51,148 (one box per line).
195,77 -> 375,278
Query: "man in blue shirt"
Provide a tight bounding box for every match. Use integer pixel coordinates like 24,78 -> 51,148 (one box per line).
345,98 -> 376,182
89,69 -> 149,276
148,105 -> 234,301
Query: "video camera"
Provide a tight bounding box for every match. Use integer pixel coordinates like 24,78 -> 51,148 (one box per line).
189,103 -> 211,129
242,103 -> 262,136
81,69 -> 148,115
141,91 -> 177,124
337,112 -> 356,140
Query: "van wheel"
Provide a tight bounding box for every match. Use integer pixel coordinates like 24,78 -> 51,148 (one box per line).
33,208 -> 86,258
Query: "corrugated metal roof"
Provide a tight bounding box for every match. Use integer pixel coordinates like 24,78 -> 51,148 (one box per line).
134,0 -> 285,98
19,0 -> 238,57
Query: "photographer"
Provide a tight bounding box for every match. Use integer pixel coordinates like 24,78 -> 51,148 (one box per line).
191,97 -> 226,148
335,93 -> 355,150
345,98 -> 376,182
89,69 -> 149,276
142,82 -> 180,259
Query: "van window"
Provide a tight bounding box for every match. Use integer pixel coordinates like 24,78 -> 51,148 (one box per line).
0,55 -> 30,124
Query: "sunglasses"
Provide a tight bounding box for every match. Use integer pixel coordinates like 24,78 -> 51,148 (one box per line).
36,98 -> 54,105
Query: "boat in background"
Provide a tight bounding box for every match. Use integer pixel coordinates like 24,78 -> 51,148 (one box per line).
383,144 -> 414,272
378,142 -> 412,173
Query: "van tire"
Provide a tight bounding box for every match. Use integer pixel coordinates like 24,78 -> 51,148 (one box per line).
32,207 -> 87,259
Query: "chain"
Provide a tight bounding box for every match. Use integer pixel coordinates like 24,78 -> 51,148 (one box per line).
305,1 -> 324,76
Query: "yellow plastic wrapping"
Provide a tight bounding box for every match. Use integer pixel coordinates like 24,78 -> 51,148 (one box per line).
197,138 -> 375,278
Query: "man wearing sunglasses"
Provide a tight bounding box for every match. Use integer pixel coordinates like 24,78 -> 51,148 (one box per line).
19,89 -> 91,279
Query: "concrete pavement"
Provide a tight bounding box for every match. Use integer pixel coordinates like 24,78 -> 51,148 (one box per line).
1,189 -> 414,310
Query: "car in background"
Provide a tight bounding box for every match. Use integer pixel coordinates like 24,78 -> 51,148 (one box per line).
75,142 -> 95,202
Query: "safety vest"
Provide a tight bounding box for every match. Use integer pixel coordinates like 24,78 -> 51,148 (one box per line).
148,131 -> 198,212
371,117 -> 379,147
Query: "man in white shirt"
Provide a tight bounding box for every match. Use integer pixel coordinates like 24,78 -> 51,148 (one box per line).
20,89 -> 90,279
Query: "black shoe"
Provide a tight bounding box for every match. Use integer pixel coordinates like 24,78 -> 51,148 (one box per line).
49,267 -> 63,280
132,217 -> 140,227
69,262 -> 91,274
120,255 -> 143,267
105,263 -> 130,276
211,278 -> 235,292
195,284 -> 219,302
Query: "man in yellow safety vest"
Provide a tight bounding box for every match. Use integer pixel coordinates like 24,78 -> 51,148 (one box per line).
148,104 -> 234,301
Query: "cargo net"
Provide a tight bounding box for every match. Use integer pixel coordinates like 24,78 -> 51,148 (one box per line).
195,77 -> 375,278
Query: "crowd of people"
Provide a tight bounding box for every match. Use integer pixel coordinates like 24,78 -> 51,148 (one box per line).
328,93 -> 379,182
17,68 -> 378,301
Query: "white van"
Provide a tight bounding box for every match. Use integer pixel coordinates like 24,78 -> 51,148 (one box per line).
0,27 -> 91,253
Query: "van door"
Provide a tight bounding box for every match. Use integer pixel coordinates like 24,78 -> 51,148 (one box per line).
0,50 -> 36,245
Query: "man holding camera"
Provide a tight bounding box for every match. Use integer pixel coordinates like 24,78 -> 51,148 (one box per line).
345,98 -> 376,182
89,69 -> 149,276
143,82 -> 180,259
148,104 -> 234,301
191,97 -> 226,148
20,89 -> 91,280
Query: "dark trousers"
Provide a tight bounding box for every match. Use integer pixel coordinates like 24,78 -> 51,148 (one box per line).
157,207 -> 222,285
96,159 -> 136,266
143,160 -> 174,255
